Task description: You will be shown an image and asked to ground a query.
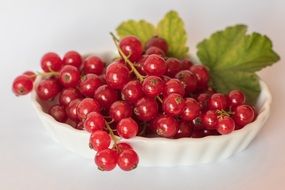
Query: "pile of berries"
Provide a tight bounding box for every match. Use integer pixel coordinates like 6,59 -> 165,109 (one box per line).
12,34 -> 256,171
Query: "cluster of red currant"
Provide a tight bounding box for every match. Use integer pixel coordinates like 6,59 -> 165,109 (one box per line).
12,34 -> 256,171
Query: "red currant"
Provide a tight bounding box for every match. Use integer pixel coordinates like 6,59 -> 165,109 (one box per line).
77,98 -> 101,120
94,85 -> 119,110
65,99 -> 81,122
59,88 -> 82,107
59,65 -> 80,88
89,130 -> 111,151
36,78 -> 61,100
208,93 -> 228,110
134,97 -> 158,121
164,79 -> 185,97
84,112 -> 105,133
40,52 -> 63,72
217,116 -> 235,135
95,148 -> 118,171
175,121 -> 193,138
181,98 -> 201,121
117,149 -> 139,171
23,71 -> 36,82
121,80 -> 144,104
228,90 -> 246,108
79,74 -> 102,97
145,36 -> 168,54
142,76 -> 164,97
119,36 -> 143,62
156,116 -> 178,138
180,58 -> 193,70
202,110 -> 218,130
163,93 -> 185,116
109,101 -> 132,122
166,58 -> 181,77
145,46 -> 165,56
106,63 -> 130,90
63,51 -> 82,69
233,104 -> 255,127
114,143 -> 133,154
83,55 -> 104,75
175,70 -> 197,93
49,104 -> 67,123
117,117 -> 139,139
12,75 -> 33,96
143,54 -> 167,76
190,65 -> 209,90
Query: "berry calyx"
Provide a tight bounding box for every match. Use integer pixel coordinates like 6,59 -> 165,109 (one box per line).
59,65 -> 80,88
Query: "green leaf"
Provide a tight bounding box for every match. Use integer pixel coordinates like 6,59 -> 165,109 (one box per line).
116,20 -> 155,45
197,24 -> 280,104
157,10 -> 189,58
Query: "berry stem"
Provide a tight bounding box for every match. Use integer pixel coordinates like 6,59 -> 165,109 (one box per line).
36,71 -> 59,78
105,120 -> 118,149
156,96 -> 163,104
110,32 -> 144,82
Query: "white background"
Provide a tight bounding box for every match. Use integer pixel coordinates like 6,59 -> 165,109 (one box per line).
0,0 -> 285,189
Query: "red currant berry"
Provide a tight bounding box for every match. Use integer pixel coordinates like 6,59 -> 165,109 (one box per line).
156,116 -> 178,138
109,101 -> 132,122
114,143 -> 133,154
89,130 -> 111,151
23,71 -> 36,82
146,36 -> 168,54
121,80 -> 144,104
228,90 -> 246,108
12,75 -> 33,96
63,50 -> 82,69
175,70 -> 197,93
59,88 -> 82,107
65,99 -> 81,122
117,117 -> 139,139
191,129 -> 206,138
233,104 -> 255,127
143,54 -> 167,76
164,79 -> 185,97
208,93 -> 228,110
163,93 -> 185,116
77,98 -> 101,120
119,36 -> 143,62
134,97 -> 158,121
202,110 -> 218,130
40,52 -> 63,72
145,46 -> 165,56
49,104 -> 67,123
95,148 -> 118,171
83,55 -> 104,75
190,65 -> 209,90
79,74 -> 102,97
181,98 -> 201,121
180,58 -> 193,70
175,121 -> 193,138
94,85 -> 119,110
36,78 -> 61,100
84,112 -> 105,133
197,93 -> 210,111
117,149 -> 139,171
106,63 -> 130,90
217,116 -> 235,135
166,58 -> 181,77
59,65 -> 80,88
142,76 -> 164,97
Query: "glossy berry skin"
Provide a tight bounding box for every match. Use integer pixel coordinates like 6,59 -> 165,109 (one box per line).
59,88 -> 82,107
202,110 -> 218,130
106,63 -> 130,90
145,46 -> 165,56
12,75 -> 33,96
143,54 -> 167,76
163,93 -> 185,116
166,58 -> 181,77
208,93 -> 228,110
217,116 -> 235,135
49,104 -> 67,123
233,105 -> 255,127
40,52 -> 63,72
121,80 -> 144,104
119,36 -> 143,62
94,85 -> 119,110
36,78 -> 61,100
23,71 -> 36,82
117,117 -> 139,139
114,143 -> 133,154
181,98 -> 201,121
190,65 -> 209,90
164,79 -> 185,97
63,51 -> 82,69
75,121 -> 84,130
175,121 -> 193,138
175,70 -> 198,93
180,58 -> 193,70
79,74 -> 102,97
109,101 -> 132,122
197,93 -> 211,111
89,130 -> 111,151
145,36 -> 168,54
117,149 -> 139,171
156,116 -> 178,138
95,148 -> 118,171
77,98 -> 101,120
59,65 -> 80,88
134,97 -> 158,121
84,112 -> 105,133
142,76 -> 164,97
228,90 -> 245,108
83,55 -> 104,75
65,99 -> 81,122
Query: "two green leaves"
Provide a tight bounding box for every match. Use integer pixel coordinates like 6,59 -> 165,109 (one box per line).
116,11 -> 280,104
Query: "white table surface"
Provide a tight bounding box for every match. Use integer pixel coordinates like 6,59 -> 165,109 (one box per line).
0,0 -> 284,189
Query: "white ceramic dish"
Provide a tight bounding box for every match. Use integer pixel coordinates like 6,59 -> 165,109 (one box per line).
31,52 -> 272,167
